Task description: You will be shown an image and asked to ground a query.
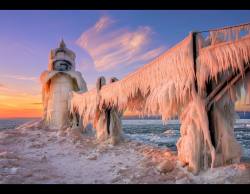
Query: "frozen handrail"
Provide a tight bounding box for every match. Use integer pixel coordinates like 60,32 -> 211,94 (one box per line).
197,21 -> 250,34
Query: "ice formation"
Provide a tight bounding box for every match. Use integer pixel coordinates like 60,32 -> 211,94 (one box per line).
107,77 -> 123,145
177,24 -> 250,173
197,33 -> 250,92
79,76 -> 123,144
70,23 -> 250,173
40,40 -> 87,130
71,34 -> 195,123
177,89 -> 216,174
94,76 -> 108,141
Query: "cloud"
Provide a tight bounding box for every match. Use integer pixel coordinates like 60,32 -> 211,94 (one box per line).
0,83 -> 40,98
125,46 -> 166,65
1,74 -> 38,82
31,102 -> 43,105
0,84 -> 14,93
76,16 -> 165,71
0,83 -> 6,89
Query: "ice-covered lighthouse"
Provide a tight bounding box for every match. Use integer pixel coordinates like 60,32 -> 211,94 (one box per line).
40,40 -> 87,129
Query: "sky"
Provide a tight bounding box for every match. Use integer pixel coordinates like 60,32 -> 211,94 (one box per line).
0,10 -> 250,118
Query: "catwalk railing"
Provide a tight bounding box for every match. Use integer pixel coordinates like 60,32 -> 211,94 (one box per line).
70,22 -> 250,173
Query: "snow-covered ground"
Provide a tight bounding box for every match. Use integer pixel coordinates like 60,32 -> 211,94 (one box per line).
0,120 -> 249,184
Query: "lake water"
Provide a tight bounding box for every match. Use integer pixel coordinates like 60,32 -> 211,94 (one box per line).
0,118 -> 249,161
122,119 -> 250,161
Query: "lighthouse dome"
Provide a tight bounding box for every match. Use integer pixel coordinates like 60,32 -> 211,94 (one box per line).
48,39 -> 76,71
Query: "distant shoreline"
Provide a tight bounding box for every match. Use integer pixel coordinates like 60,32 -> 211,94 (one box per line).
0,117 -> 41,120
1,111 -> 250,120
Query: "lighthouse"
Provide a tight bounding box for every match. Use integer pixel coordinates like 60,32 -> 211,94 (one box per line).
40,40 -> 87,129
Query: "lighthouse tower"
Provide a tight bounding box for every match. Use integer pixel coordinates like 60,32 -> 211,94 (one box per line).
40,40 -> 87,129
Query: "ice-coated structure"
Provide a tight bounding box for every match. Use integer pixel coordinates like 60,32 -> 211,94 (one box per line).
40,40 -> 87,129
93,76 -> 108,141
70,76 -> 123,144
70,23 -> 250,173
93,76 -> 123,144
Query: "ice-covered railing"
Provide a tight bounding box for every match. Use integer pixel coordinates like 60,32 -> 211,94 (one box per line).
195,22 -> 250,92
70,22 -> 250,173
71,34 -> 195,124
71,22 -> 250,126
176,23 -> 250,173
198,22 -> 250,46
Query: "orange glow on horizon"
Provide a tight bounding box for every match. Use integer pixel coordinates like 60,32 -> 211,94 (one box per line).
235,101 -> 250,112
0,94 -> 250,119
0,93 -> 42,118
0,108 -> 42,119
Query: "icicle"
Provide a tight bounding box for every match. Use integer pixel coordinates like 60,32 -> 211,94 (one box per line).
68,23 -> 250,174
177,91 -> 216,174
207,23 -> 250,45
71,33 -> 195,123
197,35 -> 250,91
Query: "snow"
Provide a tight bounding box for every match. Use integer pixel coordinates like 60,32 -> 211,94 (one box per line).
0,120 -> 249,183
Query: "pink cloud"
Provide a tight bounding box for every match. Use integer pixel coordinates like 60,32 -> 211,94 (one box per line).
0,83 -> 5,89
125,46 -> 166,66
94,16 -> 115,32
1,74 -> 38,82
76,16 -> 165,71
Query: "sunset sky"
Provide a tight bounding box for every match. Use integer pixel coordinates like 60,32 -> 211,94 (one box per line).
1,10 -> 250,118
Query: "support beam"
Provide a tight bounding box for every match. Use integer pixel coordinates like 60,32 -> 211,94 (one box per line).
206,64 -> 250,111
106,108 -> 111,135
206,79 -> 216,147
205,64 -> 250,147
205,74 -> 236,106
192,32 -> 198,92
192,31 -> 216,147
